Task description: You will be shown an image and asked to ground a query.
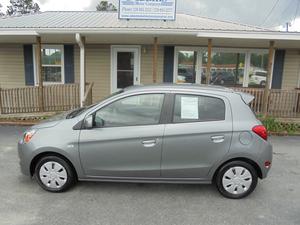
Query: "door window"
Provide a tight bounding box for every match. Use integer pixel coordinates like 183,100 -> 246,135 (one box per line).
94,94 -> 165,127
117,52 -> 134,89
112,47 -> 140,93
173,94 -> 225,123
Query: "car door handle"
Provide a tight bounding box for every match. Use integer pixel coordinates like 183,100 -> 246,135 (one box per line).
211,135 -> 225,143
142,139 -> 157,148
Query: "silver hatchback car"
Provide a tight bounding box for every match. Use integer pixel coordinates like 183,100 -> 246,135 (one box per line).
18,84 -> 272,199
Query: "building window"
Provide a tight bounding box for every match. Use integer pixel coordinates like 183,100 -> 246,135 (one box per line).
208,52 -> 245,87
34,45 -> 64,84
174,47 -> 269,88
248,53 -> 268,88
176,50 -> 197,83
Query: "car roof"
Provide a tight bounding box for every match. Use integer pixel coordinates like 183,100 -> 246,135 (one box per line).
124,84 -> 235,94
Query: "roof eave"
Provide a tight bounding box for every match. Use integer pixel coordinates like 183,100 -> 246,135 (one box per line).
0,27 -> 200,36
197,30 -> 300,41
1,28 -> 300,41
0,30 -> 38,35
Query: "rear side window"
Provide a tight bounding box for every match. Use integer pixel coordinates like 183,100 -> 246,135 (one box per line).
173,94 -> 225,123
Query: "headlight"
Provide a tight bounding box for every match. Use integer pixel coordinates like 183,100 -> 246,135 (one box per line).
23,130 -> 36,144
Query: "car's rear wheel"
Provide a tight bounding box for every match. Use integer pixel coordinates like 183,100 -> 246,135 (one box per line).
34,156 -> 76,192
215,161 -> 258,199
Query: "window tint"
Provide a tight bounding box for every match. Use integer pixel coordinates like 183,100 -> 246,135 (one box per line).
94,94 -> 164,127
173,94 -> 225,123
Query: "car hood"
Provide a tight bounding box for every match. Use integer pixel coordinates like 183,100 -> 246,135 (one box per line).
31,112 -> 69,129
32,120 -> 62,129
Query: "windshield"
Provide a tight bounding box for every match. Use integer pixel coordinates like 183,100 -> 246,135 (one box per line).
66,104 -> 95,119
66,90 -> 124,119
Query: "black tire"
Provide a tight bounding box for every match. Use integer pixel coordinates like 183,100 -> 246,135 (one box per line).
215,161 -> 258,199
34,155 -> 76,192
260,81 -> 266,86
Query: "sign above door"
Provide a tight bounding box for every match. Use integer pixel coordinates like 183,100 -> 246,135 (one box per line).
118,0 -> 177,21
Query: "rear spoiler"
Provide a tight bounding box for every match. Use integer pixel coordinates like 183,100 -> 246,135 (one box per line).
236,92 -> 255,104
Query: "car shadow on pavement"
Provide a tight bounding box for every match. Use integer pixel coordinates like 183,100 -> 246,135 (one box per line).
74,181 -> 221,198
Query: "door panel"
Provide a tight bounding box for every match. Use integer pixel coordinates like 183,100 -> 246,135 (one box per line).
162,122 -> 232,178
161,94 -> 232,178
79,93 -> 165,178
79,125 -> 164,177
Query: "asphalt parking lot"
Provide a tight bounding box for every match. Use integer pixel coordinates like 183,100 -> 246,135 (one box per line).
0,125 -> 299,225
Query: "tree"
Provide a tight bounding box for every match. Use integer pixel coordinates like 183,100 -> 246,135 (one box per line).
0,3 -> 4,16
6,0 -> 40,16
96,1 -> 117,11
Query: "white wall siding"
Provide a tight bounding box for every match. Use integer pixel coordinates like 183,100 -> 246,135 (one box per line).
74,44 -> 164,103
282,50 -> 300,89
0,44 -> 25,88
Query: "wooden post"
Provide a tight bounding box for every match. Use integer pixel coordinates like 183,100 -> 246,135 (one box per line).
153,37 -> 158,83
206,38 -> 212,84
262,40 -> 275,118
36,36 -> 44,112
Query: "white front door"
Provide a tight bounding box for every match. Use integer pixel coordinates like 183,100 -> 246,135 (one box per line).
111,46 -> 140,93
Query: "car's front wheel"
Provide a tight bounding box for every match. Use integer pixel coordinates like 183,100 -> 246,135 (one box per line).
215,161 -> 258,199
34,156 -> 76,192
260,81 -> 266,86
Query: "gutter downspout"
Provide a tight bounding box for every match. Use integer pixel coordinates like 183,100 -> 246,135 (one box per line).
297,52 -> 300,88
76,33 -> 85,107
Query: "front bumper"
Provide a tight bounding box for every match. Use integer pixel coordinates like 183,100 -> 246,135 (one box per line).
18,141 -> 31,176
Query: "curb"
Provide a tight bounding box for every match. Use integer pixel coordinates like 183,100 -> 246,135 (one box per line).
0,121 -> 38,126
269,132 -> 300,136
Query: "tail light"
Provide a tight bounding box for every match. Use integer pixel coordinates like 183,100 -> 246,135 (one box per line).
252,125 -> 268,140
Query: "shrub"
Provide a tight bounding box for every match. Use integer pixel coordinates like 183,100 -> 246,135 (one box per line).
260,116 -> 300,134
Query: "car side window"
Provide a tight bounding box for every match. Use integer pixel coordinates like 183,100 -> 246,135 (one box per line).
94,94 -> 165,127
173,94 -> 225,123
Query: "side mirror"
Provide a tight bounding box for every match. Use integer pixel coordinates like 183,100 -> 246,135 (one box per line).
84,114 -> 94,129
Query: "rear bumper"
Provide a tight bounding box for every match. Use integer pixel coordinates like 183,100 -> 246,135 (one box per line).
259,142 -> 273,179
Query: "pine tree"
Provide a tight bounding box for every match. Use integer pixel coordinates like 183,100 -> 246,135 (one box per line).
7,0 -> 40,16
0,3 -> 4,16
96,1 -> 117,11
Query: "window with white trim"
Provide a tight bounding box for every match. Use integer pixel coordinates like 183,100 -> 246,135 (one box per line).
34,45 -> 64,84
174,47 -> 270,88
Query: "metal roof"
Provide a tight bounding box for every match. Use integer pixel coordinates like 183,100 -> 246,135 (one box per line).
0,11 -> 270,32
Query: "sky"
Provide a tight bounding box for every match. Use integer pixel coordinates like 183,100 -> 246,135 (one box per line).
0,0 -> 300,31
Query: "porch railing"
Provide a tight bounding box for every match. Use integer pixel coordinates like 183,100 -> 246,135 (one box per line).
233,88 -> 300,118
0,84 -> 299,118
0,83 -> 80,114
83,82 -> 94,107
